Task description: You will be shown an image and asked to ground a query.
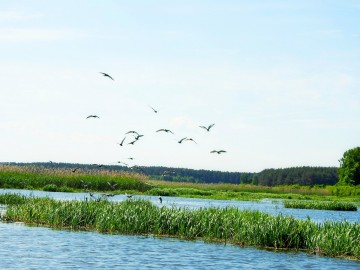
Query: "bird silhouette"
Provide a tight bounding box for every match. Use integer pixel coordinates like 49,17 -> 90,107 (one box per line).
149,105 -> 158,113
126,194 -> 133,199
178,137 -> 187,143
199,123 -> 215,131
185,138 -> 197,144
156,129 -> 174,134
128,140 -> 137,145
159,196 -> 162,204
134,134 -> 144,141
118,137 -> 126,146
99,72 -> 114,80
125,131 -> 139,135
72,167 -> 80,173
210,150 -> 227,154
117,161 -> 128,166
86,115 -> 100,119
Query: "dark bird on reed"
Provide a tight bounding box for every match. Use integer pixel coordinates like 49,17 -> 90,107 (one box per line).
118,137 -> 126,146
72,167 -> 80,173
108,182 -> 118,190
178,137 -> 187,143
86,115 -> 100,119
99,72 -> 114,80
185,138 -> 197,144
159,196 -> 162,204
156,129 -> 174,134
199,123 -> 215,132
210,150 -> 227,154
149,105 -> 158,113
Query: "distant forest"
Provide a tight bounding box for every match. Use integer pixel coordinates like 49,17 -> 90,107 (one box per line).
2,162 -> 339,186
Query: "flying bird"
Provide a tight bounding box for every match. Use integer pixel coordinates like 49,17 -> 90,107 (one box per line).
210,150 -> 227,154
125,131 -> 139,135
199,123 -> 215,132
128,140 -> 137,145
99,72 -> 114,80
156,129 -> 174,134
86,115 -> 100,119
185,138 -> 197,144
159,196 -> 163,204
72,167 -> 80,173
117,161 -> 128,166
134,134 -> 144,141
149,105 -> 158,113
178,137 -> 187,143
118,137 -> 126,146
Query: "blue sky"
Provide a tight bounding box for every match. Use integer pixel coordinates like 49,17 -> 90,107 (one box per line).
1,1 -> 359,172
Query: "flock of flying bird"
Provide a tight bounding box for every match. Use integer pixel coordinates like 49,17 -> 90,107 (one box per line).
75,72 -> 227,202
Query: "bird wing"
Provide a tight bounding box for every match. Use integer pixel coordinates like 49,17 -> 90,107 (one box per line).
219,150 -> 227,153
208,123 -> 215,129
210,150 -> 217,153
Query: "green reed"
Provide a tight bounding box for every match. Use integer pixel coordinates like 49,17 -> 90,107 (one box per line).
284,200 -> 358,211
0,165 -> 151,192
0,193 -> 27,205
2,195 -> 359,260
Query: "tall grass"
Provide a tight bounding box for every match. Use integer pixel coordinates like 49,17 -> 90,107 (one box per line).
2,195 -> 359,260
284,200 -> 358,211
0,165 -> 151,192
0,193 -> 27,205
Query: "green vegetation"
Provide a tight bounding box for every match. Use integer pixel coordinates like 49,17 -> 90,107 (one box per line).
0,164 -> 151,193
0,193 -> 27,205
338,147 -> 360,186
284,200 -> 358,211
1,164 -> 359,202
1,195 -> 359,260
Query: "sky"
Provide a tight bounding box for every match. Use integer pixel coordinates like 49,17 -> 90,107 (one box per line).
0,0 -> 359,173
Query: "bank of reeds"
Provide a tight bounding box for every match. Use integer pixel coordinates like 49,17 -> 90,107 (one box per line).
0,165 -> 151,192
0,193 -> 27,205
2,195 -> 359,260
284,200 -> 358,211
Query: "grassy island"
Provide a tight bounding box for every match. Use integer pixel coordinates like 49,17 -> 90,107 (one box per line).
1,194 -> 359,261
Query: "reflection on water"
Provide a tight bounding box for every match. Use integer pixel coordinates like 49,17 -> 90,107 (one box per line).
0,222 -> 359,270
0,189 -> 359,269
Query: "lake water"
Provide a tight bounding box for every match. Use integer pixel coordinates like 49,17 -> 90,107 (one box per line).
0,189 -> 359,269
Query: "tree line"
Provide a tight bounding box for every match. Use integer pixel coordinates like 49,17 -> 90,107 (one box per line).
2,162 -> 340,186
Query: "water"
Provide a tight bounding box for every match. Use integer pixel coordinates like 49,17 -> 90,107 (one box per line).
0,189 -> 359,269
0,222 -> 359,269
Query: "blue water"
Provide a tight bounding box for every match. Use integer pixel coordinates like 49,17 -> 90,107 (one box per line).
0,189 -> 359,269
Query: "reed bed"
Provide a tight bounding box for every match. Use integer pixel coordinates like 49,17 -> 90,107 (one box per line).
0,193 -> 27,205
0,165 -> 151,192
2,195 -> 359,260
284,200 -> 358,211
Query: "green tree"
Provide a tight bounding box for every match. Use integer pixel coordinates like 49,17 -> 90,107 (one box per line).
338,147 -> 360,185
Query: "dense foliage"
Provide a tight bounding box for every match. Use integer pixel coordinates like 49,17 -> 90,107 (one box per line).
338,147 -> 360,186
256,167 -> 338,186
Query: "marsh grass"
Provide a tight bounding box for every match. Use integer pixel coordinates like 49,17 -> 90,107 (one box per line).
2,195 -> 359,260
284,200 -> 358,211
0,193 -> 27,205
0,165 -> 151,192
